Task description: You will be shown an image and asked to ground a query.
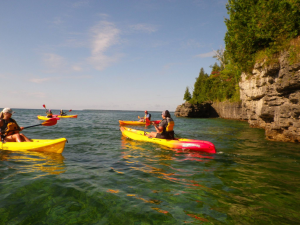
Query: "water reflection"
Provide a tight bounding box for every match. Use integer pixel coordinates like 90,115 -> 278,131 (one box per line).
120,136 -> 216,189
0,150 -> 66,176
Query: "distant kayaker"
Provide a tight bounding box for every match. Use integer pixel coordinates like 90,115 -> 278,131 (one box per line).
139,110 -> 151,122
0,108 -> 32,142
46,109 -> 53,118
146,110 -> 174,139
60,109 -> 67,116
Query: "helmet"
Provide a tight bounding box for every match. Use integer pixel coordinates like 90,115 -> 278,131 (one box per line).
145,110 -> 148,113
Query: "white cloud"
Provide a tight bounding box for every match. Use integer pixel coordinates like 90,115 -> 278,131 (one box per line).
130,24 -> 157,33
42,54 -> 83,73
29,74 -> 91,83
29,78 -> 53,83
88,21 -> 121,71
184,39 -> 205,48
195,51 -> 215,58
72,65 -> 82,71
43,53 -> 67,71
52,17 -> 63,25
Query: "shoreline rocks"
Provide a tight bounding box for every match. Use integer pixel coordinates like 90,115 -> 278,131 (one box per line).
175,51 -> 300,143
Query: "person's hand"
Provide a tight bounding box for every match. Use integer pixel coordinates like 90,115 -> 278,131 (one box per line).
20,127 -> 24,131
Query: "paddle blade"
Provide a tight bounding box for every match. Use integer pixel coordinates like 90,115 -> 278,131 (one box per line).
69,109 -> 72,112
138,116 -> 140,119
41,118 -> 59,126
43,104 -> 46,108
145,118 -> 151,126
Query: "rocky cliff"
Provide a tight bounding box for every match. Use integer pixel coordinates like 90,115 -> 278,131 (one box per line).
175,51 -> 300,142
175,101 -> 247,120
240,51 -> 300,142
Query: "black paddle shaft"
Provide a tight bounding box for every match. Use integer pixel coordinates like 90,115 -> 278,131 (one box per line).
23,124 -> 42,129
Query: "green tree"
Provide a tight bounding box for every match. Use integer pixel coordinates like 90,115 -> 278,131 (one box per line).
225,0 -> 300,72
183,87 -> 192,101
191,68 -> 209,104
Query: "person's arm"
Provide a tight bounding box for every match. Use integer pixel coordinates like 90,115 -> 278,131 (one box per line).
153,124 -> 163,133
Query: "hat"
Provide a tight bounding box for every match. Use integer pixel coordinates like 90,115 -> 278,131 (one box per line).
2,108 -> 15,114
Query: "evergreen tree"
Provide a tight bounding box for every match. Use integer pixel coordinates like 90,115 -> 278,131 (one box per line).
191,68 -> 209,104
183,87 -> 192,101
225,0 -> 300,72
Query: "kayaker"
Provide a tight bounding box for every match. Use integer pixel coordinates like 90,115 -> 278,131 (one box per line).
139,110 -> 151,122
46,109 -> 53,118
60,109 -> 67,116
146,110 -> 174,139
0,108 -> 32,142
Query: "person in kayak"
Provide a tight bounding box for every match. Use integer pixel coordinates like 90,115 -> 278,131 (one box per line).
139,110 -> 151,122
60,109 -> 67,116
146,110 -> 174,139
46,109 -> 53,118
0,108 -> 32,142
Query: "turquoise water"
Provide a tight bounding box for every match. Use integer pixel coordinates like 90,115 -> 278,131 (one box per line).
1,109 -> 300,224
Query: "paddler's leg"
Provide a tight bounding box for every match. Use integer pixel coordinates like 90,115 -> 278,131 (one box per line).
146,132 -> 157,138
5,133 -> 32,142
20,133 -> 32,142
4,134 -> 22,142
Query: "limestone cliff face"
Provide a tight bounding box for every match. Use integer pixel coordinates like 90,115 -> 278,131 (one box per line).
175,51 -> 300,142
174,101 -> 247,120
174,102 -> 217,118
239,51 -> 300,142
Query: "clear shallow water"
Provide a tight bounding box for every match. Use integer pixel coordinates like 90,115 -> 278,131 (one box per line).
1,109 -> 300,224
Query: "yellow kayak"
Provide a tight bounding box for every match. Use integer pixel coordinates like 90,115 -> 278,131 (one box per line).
37,115 -> 77,120
119,120 -> 160,126
54,115 -> 78,118
0,138 -> 67,154
37,115 -> 60,120
120,127 -> 216,153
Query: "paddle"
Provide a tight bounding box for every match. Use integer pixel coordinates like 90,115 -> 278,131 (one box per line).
23,118 -> 59,129
138,116 -> 151,126
43,104 -> 48,113
145,118 -> 151,126
1,118 -> 59,141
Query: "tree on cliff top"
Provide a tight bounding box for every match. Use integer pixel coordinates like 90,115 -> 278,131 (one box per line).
190,68 -> 209,104
183,87 -> 192,101
225,0 -> 300,72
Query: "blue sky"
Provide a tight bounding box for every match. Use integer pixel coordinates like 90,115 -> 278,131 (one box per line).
1,0 -> 228,111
